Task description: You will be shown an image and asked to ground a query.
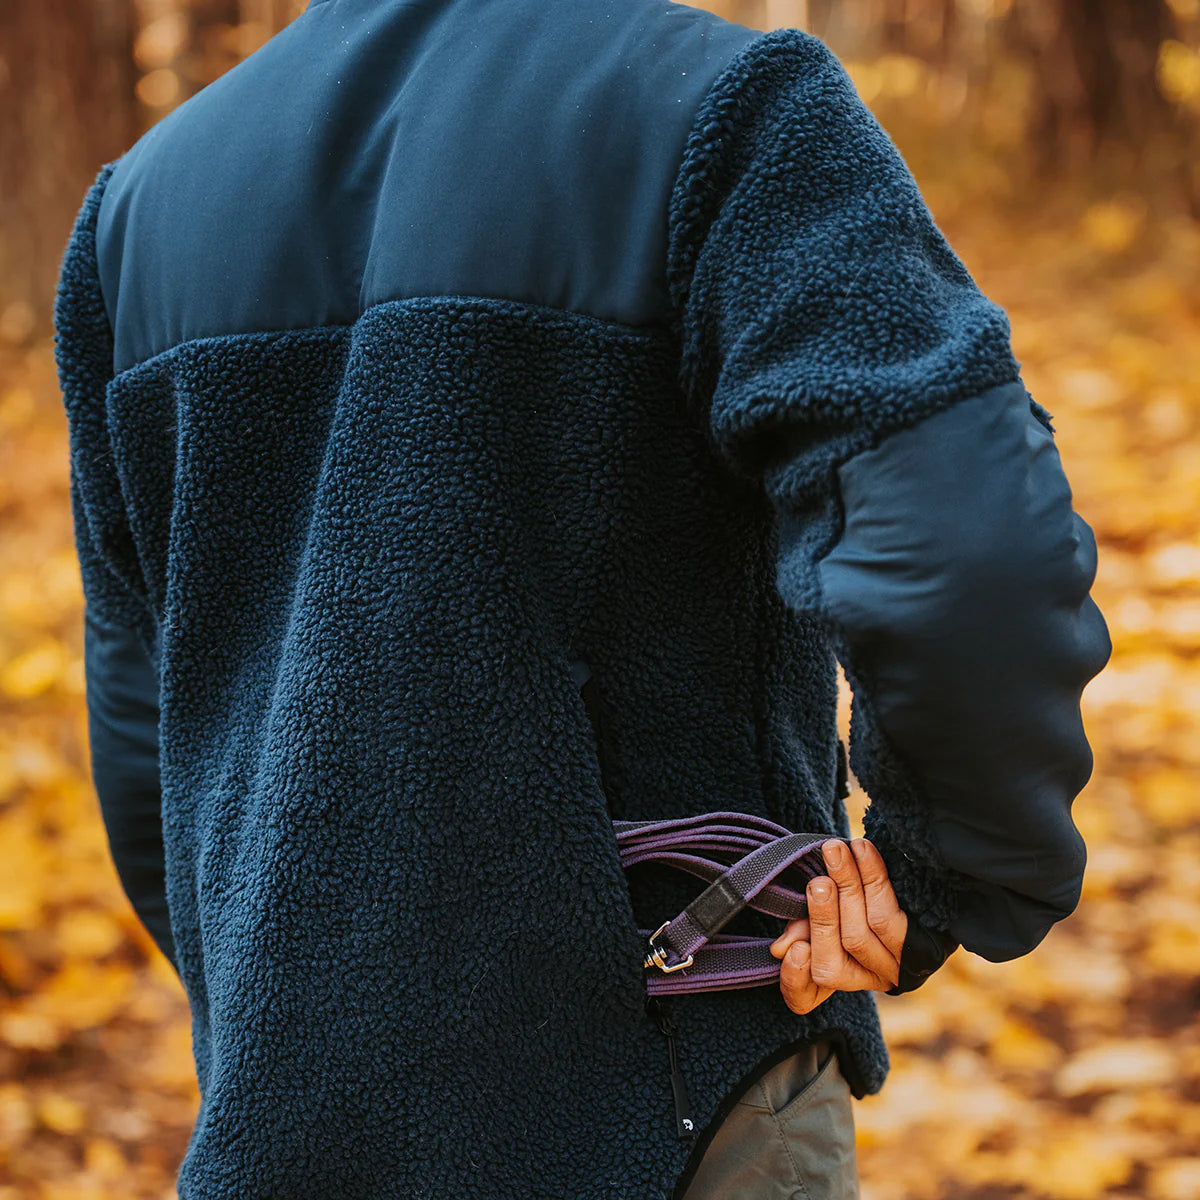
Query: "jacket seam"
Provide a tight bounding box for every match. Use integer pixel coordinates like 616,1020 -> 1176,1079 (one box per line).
107,291 -> 679,380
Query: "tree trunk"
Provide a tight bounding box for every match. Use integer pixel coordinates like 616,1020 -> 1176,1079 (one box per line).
0,0 -> 137,341
1002,0 -> 1182,170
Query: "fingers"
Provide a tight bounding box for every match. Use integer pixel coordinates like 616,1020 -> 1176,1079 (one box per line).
769,917 -> 810,959
776,935 -> 837,1016
774,836 -> 912,1012
805,866 -> 876,991
844,837 -> 909,966
819,839 -> 906,986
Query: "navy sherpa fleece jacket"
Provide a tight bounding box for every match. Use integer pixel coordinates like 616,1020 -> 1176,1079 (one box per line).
55,1 -> 1110,1196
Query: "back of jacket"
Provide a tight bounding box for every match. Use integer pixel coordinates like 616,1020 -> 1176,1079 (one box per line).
55,0 -> 1111,1196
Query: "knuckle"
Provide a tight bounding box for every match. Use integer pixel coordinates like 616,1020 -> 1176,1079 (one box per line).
809,962 -> 837,987
841,930 -> 870,956
861,877 -> 888,900
867,910 -> 902,938
778,978 -> 809,1015
854,855 -> 878,879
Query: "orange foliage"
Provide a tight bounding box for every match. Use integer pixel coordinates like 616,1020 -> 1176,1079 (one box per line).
2,49 -> 1198,1200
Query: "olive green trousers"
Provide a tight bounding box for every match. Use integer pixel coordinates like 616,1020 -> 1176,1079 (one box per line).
679,1041 -> 861,1200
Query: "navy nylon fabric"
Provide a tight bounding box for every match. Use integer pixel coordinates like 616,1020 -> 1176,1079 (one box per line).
56,6 -> 1112,1196
95,0 -> 762,374
816,380 -> 1112,962
83,609 -> 175,968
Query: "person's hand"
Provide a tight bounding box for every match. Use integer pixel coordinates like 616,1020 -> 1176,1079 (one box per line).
769,837 -> 909,1015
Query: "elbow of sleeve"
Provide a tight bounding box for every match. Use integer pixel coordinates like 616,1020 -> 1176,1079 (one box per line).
944,831 -> 1087,963
1039,827 -> 1088,922
810,382 -> 1109,966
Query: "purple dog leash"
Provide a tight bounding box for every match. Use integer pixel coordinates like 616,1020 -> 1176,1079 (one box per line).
614,811 -> 843,996
620,811 -> 846,1141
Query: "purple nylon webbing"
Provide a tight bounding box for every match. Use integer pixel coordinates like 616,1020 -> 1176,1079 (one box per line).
614,812 -> 840,995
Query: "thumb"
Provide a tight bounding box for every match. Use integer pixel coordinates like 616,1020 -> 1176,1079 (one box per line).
769,918 -> 811,959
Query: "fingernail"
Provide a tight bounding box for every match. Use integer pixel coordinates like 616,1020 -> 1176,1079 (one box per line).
824,841 -> 845,866
851,839 -> 867,861
810,881 -> 831,900
788,942 -> 806,965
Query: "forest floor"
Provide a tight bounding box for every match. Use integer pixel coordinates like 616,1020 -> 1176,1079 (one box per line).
1,106 -> 1198,1200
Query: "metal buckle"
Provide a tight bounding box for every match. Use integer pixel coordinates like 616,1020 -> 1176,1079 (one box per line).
643,920 -> 695,973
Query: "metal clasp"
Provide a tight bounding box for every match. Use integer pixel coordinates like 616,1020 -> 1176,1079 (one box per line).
643,920 -> 695,973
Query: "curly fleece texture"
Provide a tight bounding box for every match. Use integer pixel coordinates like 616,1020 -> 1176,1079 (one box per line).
55,20 -> 1059,1200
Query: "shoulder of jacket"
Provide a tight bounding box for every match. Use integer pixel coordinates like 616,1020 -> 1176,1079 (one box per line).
538,0 -> 770,132
664,25 -> 885,322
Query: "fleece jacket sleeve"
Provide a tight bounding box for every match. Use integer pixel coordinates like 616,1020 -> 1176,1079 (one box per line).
55,161 -> 176,970
666,26 -> 1111,978
83,608 -> 176,970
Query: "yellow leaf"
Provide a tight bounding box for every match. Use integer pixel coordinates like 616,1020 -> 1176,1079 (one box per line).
0,935 -> 35,989
54,909 -> 124,960
1056,366 -> 1122,410
1080,201 -> 1145,255
0,808 -> 49,931
988,1015 -> 1066,1073
82,1137 -> 127,1177
0,638 -> 69,699
36,1092 -> 86,1135
0,1081 -> 34,1143
143,1022 -> 200,1094
1157,40 -> 1200,107
37,962 -> 134,1032
1144,918 -> 1200,975
1138,765 -> 1200,830
1150,541 -> 1200,587
1055,1040 -> 1177,1097
1039,1131 -> 1135,1197
0,1009 -> 62,1051
0,571 -> 49,628
1151,1158 -> 1200,1200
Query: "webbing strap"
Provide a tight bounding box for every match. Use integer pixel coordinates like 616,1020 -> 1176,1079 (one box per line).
614,811 -> 842,996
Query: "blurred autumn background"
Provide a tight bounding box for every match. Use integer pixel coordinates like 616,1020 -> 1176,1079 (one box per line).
1,0 -> 1199,1196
